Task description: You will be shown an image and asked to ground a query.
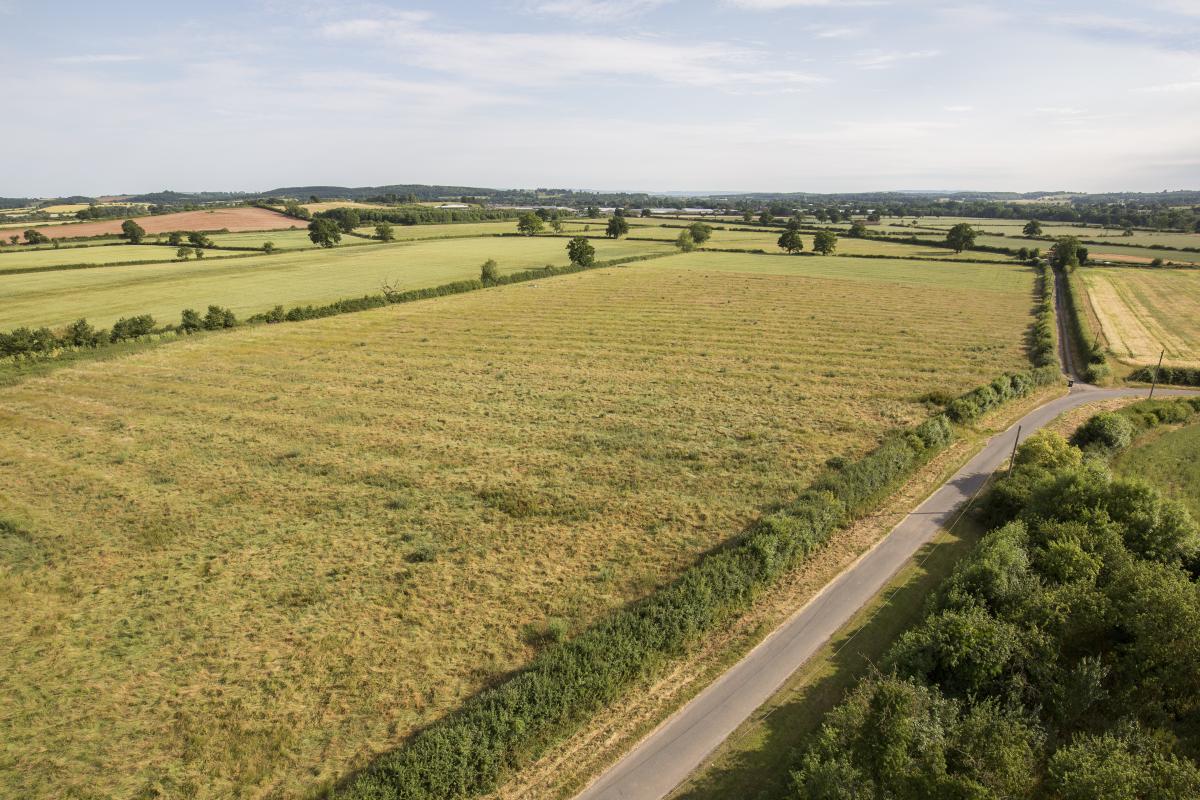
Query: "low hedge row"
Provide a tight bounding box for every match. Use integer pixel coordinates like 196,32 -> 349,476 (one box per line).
1058,266 -> 1110,382
945,366 -> 1059,424
1030,263 -> 1057,368
1128,365 -> 1200,387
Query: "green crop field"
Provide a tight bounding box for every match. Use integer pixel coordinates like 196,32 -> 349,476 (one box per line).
1079,267 -> 1200,367
351,221 -> 524,240
0,236 -> 673,330
0,253 -> 1036,799
202,229 -> 324,249
1114,422 -> 1200,520
0,244 -> 246,274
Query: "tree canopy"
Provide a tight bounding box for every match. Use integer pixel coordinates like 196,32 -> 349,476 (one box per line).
566,236 -> 595,266
812,230 -> 838,255
307,218 -> 342,248
120,219 -> 146,244
606,215 -> 630,239
516,213 -> 544,236
946,223 -> 977,253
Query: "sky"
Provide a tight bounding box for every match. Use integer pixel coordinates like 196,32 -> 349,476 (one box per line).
1,0 -> 1199,196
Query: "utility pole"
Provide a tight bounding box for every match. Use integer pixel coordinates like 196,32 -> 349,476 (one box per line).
1007,425 -> 1022,474
1148,348 -> 1165,400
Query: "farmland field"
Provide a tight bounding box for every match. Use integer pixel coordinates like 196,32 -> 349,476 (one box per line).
203,228 -> 337,249
13,207 -> 302,240
351,221 -> 524,240
0,253 -> 1037,799
0,236 -> 673,329
0,244 -> 244,273
1114,422 -> 1200,519
1079,267 -> 1200,366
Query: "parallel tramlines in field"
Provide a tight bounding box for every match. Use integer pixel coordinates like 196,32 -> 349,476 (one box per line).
0,257 -> 1034,799
1081,267 -> 1200,366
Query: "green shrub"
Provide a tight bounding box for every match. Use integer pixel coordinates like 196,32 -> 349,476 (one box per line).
1072,411 -> 1135,451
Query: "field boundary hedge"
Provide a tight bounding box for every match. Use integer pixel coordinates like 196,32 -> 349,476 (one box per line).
1128,364 -> 1200,387
1057,266 -> 1110,382
328,270 -> 1060,798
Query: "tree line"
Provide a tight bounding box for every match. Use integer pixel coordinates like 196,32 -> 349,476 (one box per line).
792,398 -> 1200,799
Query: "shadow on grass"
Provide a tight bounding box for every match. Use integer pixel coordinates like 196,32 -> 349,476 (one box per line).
673,516 -> 985,800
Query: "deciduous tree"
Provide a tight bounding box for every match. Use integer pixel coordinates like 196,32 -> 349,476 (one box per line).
946,223 -> 977,253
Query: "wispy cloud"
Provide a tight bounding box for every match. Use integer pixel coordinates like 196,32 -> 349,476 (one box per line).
851,49 -> 939,69
808,25 -> 865,39
1049,13 -> 1174,37
323,12 -> 824,91
728,0 -> 886,7
52,53 -> 145,64
1136,80 -> 1200,92
524,0 -> 675,21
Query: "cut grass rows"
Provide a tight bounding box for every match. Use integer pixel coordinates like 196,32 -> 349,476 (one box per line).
0,255 -> 1035,799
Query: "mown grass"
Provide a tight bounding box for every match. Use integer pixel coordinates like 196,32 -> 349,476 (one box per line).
1113,422 -> 1200,519
0,235 -> 673,329
0,254 -> 1036,799
1079,267 -> 1200,367
0,243 -> 246,273
203,229 -> 324,249
351,221 -> 527,240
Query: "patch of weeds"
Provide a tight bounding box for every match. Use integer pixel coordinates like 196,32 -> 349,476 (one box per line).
0,516 -> 44,571
522,616 -> 569,646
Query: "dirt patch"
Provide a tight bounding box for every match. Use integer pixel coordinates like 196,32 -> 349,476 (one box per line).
13,207 -> 303,240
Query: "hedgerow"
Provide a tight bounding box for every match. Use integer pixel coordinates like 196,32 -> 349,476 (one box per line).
1129,365 -> 1200,387
1057,266 -> 1110,382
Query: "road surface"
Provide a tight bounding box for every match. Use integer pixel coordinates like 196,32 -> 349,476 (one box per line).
575,380 -> 1198,800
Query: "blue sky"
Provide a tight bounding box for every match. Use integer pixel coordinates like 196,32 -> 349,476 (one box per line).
1,0 -> 1198,196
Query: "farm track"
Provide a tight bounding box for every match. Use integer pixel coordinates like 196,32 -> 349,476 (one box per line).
573,279 -> 1197,800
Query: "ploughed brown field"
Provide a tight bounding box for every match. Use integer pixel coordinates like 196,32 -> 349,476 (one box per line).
15,207 -> 303,240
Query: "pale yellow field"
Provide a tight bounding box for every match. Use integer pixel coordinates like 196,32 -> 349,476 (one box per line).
1080,267 -> 1200,367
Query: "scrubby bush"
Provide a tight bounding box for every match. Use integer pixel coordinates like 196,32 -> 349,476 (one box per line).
480,259 -> 500,283
179,309 -> 203,333
202,305 -> 237,330
1072,411 -> 1134,451
109,314 -> 155,342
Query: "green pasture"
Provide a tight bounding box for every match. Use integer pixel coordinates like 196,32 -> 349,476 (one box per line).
0,235 -> 674,330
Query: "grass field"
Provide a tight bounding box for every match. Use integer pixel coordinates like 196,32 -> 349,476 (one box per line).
203,229 -> 338,250
0,236 -> 673,330
1079,267 -> 1200,366
641,251 -> 1033,291
351,221 -> 523,240
15,207 -> 302,241
0,244 -> 245,274
0,253 -> 1036,799
1113,422 -> 1200,520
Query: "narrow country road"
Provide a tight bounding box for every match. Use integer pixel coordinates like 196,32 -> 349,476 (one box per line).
575,379 -> 1198,799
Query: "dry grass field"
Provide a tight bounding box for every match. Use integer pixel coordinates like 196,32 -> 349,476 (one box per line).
0,253 -> 1036,799
1079,267 -> 1200,366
